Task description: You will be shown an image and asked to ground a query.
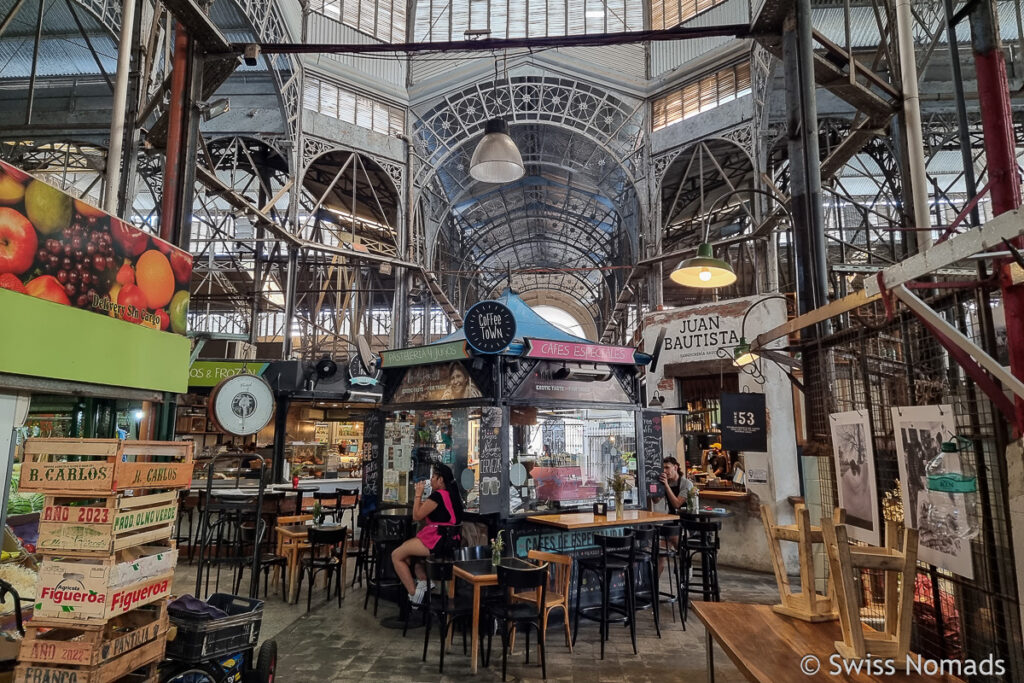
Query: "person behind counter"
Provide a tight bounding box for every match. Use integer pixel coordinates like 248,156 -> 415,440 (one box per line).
391,463 -> 464,605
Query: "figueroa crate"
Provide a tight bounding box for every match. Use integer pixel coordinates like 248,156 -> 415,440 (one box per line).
19,439 -> 193,495
38,490 -> 178,556
34,543 -> 176,623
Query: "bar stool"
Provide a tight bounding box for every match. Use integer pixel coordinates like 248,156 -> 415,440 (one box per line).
174,490 -> 197,563
350,511 -> 373,588
621,525 -> 661,638
572,534 -> 637,660
656,522 -> 683,626
364,514 -> 410,615
679,517 -> 722,625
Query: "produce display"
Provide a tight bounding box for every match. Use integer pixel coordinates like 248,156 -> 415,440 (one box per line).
0,160 -> 192,333
0,565 -> 36,615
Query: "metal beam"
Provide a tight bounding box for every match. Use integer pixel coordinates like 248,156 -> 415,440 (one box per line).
161,0 -> 230,53
752,290 -> 881,350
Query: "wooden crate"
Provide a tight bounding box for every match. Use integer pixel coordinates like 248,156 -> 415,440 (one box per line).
35,543 -> 176,623
19,602 -> 167,667
38,491 -> 178,556
20,439 -> 193,495
14,630 -> 166,683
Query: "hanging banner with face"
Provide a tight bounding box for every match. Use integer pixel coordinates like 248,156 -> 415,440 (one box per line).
829,409 -> 880,545
392,362 -> 482,403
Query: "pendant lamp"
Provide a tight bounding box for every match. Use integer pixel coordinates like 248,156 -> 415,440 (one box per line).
469,118 -> 525,184
732,337 -> 758,367
669,242 -> 737,288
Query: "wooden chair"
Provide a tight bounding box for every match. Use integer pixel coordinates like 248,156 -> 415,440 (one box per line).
511,550 -> 573,652
275,514 -> 313,593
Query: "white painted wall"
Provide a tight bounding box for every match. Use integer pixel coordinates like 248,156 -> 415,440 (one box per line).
642,294 -> 799,572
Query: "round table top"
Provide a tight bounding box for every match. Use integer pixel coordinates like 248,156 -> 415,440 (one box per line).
681,508 -> 735,520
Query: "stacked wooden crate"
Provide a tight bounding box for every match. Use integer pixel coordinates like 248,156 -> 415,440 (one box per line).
14,438 -> 193,683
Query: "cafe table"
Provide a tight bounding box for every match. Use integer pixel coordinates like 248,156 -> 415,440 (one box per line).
693,602 -> 963,683
452,557 -> 535,674
528,509 -> 679,530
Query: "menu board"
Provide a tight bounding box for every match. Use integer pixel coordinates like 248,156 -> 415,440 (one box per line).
361,411 -> 384,506
478,407 -> 504,514
641,411 -> 664,501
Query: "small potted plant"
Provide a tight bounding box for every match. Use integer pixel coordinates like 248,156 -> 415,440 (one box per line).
607,474 -> 630,515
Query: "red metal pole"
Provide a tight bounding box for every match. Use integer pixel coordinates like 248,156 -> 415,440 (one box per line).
973,1 -> 1024,434
160,22 -> 190,245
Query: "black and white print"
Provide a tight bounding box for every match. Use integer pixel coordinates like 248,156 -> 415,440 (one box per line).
829,410 -> 880,545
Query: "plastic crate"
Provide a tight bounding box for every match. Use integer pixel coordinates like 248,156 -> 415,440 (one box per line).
165,594 -> 263,664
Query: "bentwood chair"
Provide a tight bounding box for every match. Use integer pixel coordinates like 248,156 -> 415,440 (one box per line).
336,488 -> 360,530
486,562 -> 550,681
511,550 -> 573,652
421,559 -> 473,673
296,525 -> 348,612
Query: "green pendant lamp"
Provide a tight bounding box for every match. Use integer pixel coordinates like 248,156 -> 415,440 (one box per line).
669,242 -> 737,288
733,337 -> 758,366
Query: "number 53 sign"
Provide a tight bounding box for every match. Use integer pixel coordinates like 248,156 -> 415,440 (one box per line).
720,393 -> 767,452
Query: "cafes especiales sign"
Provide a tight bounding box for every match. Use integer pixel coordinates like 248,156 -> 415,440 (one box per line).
0,160 -> 192,334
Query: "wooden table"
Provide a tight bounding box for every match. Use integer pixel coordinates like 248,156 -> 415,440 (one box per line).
528,509 -> 678,529
693,602 -> 963,682
452,557 -> 535,674
697,489 -> 751,502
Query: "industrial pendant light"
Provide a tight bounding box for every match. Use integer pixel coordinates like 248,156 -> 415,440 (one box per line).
669,242 -> 737,288
470,118 -> 524,184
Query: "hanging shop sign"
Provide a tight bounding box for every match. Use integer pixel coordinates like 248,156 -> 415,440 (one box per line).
720,392 -> 768,452
513,361 -> 629,404
209,373 -> 275,436
380,341 -> 469,368
464,300 -> 516,354
0,160 -> 192,335
392,362 -> 482,403
189,360 -> 269,387
524,338 -> 636,365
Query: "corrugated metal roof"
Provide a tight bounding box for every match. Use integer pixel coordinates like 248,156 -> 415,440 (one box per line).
0,34 -> 118,78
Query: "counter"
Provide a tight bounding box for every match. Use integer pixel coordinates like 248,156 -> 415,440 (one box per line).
189,478 -> 362,494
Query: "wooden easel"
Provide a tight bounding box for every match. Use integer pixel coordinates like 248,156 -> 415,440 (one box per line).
820,516 -> 919,666
760,503 -> 843,622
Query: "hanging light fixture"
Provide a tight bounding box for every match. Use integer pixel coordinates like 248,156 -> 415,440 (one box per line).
669,242 -> 737,288
470,117 -> 524,184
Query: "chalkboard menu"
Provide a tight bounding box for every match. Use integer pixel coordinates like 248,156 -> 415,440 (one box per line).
720,393 -> 768,451
478,407 -> 505,514
641,411 -> 664,501
361,411 -> 384,506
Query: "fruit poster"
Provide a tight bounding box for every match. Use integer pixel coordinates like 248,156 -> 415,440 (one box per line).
0,160 -> 191,334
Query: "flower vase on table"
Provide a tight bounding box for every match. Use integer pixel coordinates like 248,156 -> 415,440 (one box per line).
491,530 -> 506,568
614,493 -> 624,518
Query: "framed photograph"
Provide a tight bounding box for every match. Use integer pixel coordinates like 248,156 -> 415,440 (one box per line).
829,410 -> 880,545
189,416 -> 207,434
892,405 -> 973,578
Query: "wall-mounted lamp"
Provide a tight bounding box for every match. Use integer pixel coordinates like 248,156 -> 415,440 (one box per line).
732,294 -> 789,367
200,98 -> 230,122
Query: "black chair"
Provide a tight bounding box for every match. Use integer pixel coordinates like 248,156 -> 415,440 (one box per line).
174,491 -> 197,563
296,526 -> 348,612
350,511 -> 373,588
420,559 -> 473,673
572,534 -> 637,659
363,515 -> 410,615
485,563 -> 550,681
403,524 -> 464,636
307,491 -> 341,523
656,523 -> 683,626
620,525 -> 661,638
336,488 -> 360,529
232,519 -> 288,599
678,517 -> 722,624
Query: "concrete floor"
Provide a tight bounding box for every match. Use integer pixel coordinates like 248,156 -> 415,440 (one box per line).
170,555 -> 779,683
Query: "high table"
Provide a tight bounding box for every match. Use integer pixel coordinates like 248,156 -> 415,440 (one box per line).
452,557 -> 536,674
693,602 -> 963,682
528,510 -> 679,529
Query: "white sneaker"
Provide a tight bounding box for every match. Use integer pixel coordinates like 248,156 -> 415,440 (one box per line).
410,580 -> 428,605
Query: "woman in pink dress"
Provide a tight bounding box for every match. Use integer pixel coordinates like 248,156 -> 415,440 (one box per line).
391,463 -> 463,604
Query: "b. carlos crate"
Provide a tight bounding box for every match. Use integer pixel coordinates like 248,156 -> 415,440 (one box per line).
19,439 -> 193,496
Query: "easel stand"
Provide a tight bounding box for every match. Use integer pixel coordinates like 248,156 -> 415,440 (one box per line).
760,503 -> 842,622
821,516 -> 919,667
